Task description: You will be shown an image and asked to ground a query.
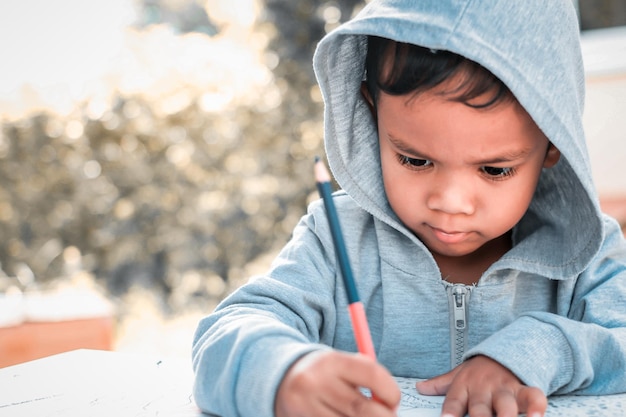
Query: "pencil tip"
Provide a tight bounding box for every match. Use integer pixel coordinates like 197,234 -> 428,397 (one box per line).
314,156 -> 331,183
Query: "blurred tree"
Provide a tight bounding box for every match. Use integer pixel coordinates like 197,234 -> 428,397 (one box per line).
0,0 -> 368,316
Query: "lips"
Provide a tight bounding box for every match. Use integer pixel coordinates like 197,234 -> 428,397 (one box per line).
429,226 -> 469,244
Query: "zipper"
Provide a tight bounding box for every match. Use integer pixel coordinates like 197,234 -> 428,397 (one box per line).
447,284 -> 470,368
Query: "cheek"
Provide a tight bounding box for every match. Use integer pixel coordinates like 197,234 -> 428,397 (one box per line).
381,159 -> 406,203
381,165 -> 425,220
379,147 -> 398,192
486,181 -> 537,228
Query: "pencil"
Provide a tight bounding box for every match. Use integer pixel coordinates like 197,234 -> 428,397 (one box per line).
314,156 -> 377,361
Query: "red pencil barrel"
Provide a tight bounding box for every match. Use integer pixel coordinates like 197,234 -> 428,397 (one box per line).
348,302 -> 376,360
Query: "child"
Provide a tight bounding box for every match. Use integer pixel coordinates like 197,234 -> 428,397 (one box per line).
192,1 -> 626,416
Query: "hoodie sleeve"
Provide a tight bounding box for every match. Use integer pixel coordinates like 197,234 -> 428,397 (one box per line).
191,202 -> 338,417
465,216 -> 626,396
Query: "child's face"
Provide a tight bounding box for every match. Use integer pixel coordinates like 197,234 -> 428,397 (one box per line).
373,87 -> 560,259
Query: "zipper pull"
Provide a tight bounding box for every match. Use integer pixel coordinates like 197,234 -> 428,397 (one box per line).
452,285 -> 467,330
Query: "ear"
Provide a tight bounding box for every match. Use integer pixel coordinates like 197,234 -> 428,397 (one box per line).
543,142 -> 561,168
360,82 -> 376,118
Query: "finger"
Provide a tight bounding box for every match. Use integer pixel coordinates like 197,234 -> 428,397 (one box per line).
339,354 -> 400,409
466,391 -> 494,417
366,383 -> 401,410
334,391 -> 394,417
305,401 -> 341,417
439,384 -> 469,417
415,371 -> 456,396
516,386 -> 548,417
321,381 -> 397,417
321,378 -> 369,417
491,389 -> 518,417
275,387 -> 338,417
314,398 -> 350,417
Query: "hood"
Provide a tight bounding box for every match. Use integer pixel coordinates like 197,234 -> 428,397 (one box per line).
312,0 -> 603,279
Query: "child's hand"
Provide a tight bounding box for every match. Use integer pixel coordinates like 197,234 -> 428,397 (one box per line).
275,350 -> 401,417
415,355 -> 547,417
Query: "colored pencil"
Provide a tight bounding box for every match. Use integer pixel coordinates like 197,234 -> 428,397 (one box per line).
314,156 -> 377,361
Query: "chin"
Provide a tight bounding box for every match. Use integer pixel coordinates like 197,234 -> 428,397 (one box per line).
425,241 -> 483,258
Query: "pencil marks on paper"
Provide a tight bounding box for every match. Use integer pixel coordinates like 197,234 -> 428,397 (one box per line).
395,377 -> 444,410
360,377 -> 444,416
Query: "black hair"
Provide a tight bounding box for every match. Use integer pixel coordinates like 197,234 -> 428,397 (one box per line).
364,36 -> 513,109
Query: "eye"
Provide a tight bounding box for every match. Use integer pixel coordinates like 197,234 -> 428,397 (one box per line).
481,166 -> 515,179
397,154 -> 432,170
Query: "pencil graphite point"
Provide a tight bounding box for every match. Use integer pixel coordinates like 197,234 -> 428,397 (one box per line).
314,157 -> 332,183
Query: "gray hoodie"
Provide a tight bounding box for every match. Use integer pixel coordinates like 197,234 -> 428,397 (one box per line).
192,1 -> 626,416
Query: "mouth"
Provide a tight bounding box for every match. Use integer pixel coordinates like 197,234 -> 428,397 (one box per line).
429,226 -> 469,244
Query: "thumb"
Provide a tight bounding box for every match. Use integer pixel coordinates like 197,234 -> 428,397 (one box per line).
415,369 -> 458,396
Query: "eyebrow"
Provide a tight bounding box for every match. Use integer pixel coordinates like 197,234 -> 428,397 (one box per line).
387,134 -> 533,165
388,135 -> 421,157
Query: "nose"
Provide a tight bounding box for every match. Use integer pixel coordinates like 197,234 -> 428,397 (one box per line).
426,174 -> 475,215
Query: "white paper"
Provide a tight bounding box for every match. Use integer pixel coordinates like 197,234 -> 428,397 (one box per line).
360,377 -> 444,416
395,377 -> 444,417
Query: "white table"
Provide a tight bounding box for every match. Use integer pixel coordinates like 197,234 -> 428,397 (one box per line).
0,349 -> 202,416
1,349 -> 625,416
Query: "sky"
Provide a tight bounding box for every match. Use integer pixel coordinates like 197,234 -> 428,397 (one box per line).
0,0 -> 137,118
0,0 -> 266,120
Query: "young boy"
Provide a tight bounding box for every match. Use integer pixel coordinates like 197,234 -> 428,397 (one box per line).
192,1 -> 626,416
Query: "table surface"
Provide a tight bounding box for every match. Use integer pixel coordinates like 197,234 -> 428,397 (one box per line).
0,349 -> 203,416
1,349 -> 625,416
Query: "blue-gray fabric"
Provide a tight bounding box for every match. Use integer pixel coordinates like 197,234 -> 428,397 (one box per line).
192,1 -> 626,416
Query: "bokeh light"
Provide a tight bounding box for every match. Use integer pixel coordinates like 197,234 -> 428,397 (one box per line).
0,0 -> 367,358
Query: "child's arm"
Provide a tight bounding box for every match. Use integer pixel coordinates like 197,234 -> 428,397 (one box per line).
419,216 -> 626,416
416,355 -> 547,417
275,350 -> 400,417
466,217 -> 626,397
192,203 -> 366,417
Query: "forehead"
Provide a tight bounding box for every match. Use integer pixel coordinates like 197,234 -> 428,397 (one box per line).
376,88 -> 547,157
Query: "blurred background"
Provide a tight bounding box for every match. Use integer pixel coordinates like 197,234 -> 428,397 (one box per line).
0,0 -> 624,366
